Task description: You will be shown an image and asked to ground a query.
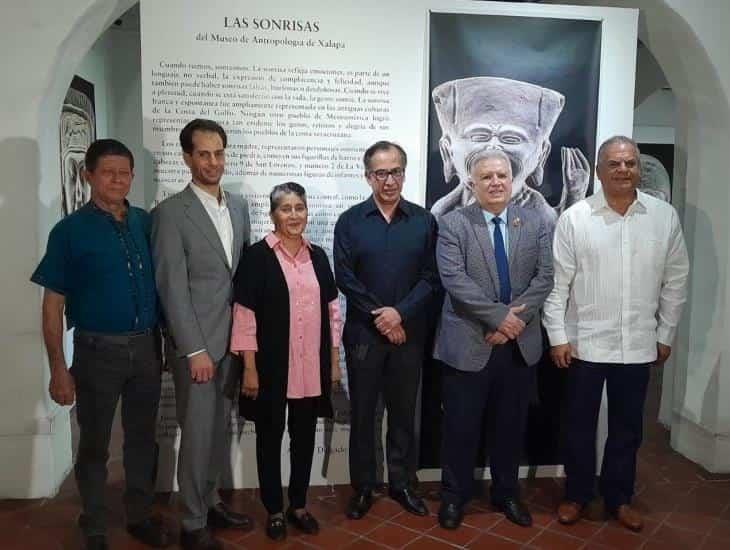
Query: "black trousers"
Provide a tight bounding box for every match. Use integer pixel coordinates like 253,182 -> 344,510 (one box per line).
255,396 -> 318,514
440,342 -> 533,506
563,359 -> 651,512
346,340 -> 423,492
71,329 -> 162,536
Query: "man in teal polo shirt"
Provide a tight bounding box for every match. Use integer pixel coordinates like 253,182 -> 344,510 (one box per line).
31,139 -> 171,550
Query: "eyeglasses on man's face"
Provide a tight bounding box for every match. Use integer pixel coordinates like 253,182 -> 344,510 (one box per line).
368,168 -> 405,183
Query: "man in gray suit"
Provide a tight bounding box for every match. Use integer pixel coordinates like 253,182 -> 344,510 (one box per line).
152,119 -> 251,550
434,148 -> 553,530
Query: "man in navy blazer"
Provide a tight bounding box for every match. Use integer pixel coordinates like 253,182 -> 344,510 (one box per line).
434,148 -> 553,529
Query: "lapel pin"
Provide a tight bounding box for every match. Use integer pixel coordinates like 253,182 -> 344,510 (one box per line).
512,217 -> 521,227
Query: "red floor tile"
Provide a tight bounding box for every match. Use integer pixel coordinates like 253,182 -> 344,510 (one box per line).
546,517 -> 604,540
467,532 -> 522,548
346,538 -> 389,549
589,524 -> 646,549
488,518 -> 543,544
529,529 -> 584,550
331,514 -> 382,536
461,510 -> 503,530
428,522 -> 482,546
369,498 -> 404,520
403,535 -> 458,549
650,524 -> 706,548
297,526 -> 359,549
367,523 -> 421,548
390,510 -> 439,532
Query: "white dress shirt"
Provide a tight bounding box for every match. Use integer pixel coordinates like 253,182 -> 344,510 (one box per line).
187,182 -> 234,358
190,182 -> 233,268
482,209 -> 509,250
543,190 -> 689,364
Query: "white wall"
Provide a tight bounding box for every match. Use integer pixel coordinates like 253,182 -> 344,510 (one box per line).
0,0 -> 137,498
634,89 -> 675,143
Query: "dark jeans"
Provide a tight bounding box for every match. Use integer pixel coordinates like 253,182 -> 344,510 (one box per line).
255,397 -> 318,514
346,340 -> 423,492
440,342 -> 533,506
71,329 -> 162,536
563,359 -> 651,511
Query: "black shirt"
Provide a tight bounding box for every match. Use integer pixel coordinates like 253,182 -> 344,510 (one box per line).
333,196 -> 439,345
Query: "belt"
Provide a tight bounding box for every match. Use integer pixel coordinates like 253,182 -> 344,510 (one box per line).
74,327 -> 157,345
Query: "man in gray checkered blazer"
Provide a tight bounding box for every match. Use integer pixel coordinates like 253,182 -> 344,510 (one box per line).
434,148 -> 553,530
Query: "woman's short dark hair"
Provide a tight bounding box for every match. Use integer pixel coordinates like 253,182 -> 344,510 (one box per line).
179,119 -> 228,154
85,139 -> 134,172
270,181 -> 307,212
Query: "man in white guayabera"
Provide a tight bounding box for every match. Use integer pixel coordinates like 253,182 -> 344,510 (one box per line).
543,135 -> 689,533
430,76 -> 590,227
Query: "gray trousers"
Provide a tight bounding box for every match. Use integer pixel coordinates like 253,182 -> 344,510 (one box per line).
172,352 -> 240,531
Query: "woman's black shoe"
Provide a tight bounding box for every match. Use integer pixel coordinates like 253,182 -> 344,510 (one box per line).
266,515 -> 287,541
286,508 -> 320,534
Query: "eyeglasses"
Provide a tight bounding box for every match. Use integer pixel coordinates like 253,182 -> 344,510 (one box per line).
368,168 -> 405,183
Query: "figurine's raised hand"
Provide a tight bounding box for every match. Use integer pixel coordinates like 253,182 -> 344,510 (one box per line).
560,147 -> 590,211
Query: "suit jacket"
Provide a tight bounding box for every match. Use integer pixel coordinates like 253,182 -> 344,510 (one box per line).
151,185 -> 251,362
433,202 -> 553,371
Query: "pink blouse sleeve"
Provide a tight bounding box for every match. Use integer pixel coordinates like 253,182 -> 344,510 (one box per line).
230,303 -> 258,352
328,299 -> 342,347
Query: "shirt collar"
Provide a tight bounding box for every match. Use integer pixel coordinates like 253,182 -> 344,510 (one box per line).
363,195 -> 411,218
89,199 -> 130,222
265,231 -> 312,250
482,207 -> 508,226
190,181 -> 227,209
590,189 -> 647,215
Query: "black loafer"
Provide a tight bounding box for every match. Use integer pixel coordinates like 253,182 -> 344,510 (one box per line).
127,516 -> 172,548
85,534 -> 109,550
438,503 -> 464,530
286,508 -> 320,534
266,515 -> 287,541
207,502 -> 253,531
180,527 -> 222,550
389,487 -> 428,516
492,497 -> 532,527
346,490 -> 373,519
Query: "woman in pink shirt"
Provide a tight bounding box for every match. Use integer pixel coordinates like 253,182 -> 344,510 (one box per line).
231,182 -> 341,541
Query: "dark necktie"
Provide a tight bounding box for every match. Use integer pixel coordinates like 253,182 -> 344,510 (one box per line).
492,217 -> 511,304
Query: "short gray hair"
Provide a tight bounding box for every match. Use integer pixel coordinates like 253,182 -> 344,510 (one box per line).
269,181 -> 307,212
466,148 -> 513,178
597,135 -> 641,168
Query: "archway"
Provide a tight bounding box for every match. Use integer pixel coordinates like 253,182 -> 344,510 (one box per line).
544,0 -> 730,471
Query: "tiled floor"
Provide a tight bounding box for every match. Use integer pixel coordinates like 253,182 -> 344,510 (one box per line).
2,370 -> 730,549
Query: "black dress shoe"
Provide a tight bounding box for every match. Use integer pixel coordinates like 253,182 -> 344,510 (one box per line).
438,503 -> 464,530
180,527 -> 222,550
389,487 -> 428,516
127,516 -> 172,547
207,502 -> 253,531
346,490 -> 373,519
286,508 -> 320,534
266,515 -> 287,541
85,535 -> 109,550
492,497 -> 532,527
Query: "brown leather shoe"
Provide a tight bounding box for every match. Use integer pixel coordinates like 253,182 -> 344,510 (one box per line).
615,504 -> 643,532
557,501 -> 583,525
